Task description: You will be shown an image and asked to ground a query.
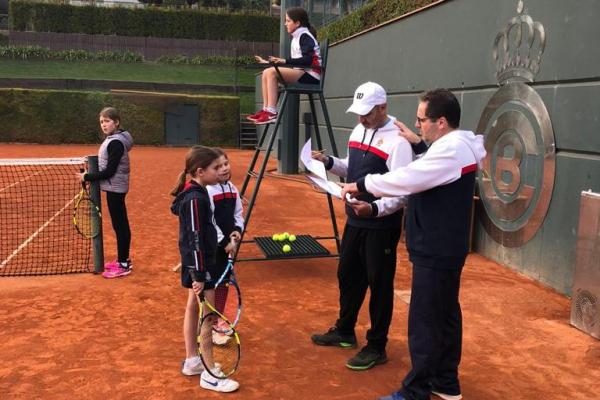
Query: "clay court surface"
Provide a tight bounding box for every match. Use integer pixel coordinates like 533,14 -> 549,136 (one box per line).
0,144 -> 598,400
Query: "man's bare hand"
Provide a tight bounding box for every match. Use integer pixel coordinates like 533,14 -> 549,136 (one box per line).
341,182 -> 360,201
347,200 -> 373,217
395,120 -> 422,144
311,150 -> 328,163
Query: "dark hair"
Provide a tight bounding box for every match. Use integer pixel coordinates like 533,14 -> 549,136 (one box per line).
420,89 -> 461,128
286,7 -> 317,37
170,145 -> 220,196
212,147 -> 228,159
99,106 -> 120,121
99,107 -> 121,130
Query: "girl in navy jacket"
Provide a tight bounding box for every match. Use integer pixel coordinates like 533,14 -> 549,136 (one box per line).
170,146 -> 239,393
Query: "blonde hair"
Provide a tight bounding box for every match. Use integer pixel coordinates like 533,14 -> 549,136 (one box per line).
170,146 -> 220,196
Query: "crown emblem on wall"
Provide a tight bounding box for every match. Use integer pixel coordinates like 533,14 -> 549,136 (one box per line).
493,0 -> 546,85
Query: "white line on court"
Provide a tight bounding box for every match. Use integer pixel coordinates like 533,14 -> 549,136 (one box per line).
0,192 -> 79,269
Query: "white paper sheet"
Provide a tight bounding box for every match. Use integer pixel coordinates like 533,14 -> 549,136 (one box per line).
300,138 -> 328,180
301,139 -> 358,203
306,174 -> 359,203
306,174 -> 343,199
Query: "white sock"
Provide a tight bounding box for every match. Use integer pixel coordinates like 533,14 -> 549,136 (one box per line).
185,356 -> 200,364
266,106 -> 277,114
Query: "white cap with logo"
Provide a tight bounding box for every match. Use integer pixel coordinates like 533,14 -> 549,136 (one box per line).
346,82 -> 387,116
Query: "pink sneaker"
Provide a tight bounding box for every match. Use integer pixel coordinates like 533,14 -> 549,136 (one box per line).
104,259 -> 133,271
102,267 -> 131,279
104,260 -> 120,271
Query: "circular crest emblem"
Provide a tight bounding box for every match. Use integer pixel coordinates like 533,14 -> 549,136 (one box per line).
476,82 -> 555,247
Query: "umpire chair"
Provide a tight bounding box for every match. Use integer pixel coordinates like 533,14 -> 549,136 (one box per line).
238,39 -> 341,261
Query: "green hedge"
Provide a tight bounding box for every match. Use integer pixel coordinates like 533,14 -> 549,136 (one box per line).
0,45 -> 143,62
0,88 -> 239,146
156,54 -> 256,66
0,45 -> 261,66
318,0 -> 437,43
9,1 -> 279,42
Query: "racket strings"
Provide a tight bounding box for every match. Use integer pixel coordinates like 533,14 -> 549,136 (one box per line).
74,196 -> 94,237
199,312 -> 240,378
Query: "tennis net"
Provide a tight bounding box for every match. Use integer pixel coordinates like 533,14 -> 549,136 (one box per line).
0,158 -> 94,276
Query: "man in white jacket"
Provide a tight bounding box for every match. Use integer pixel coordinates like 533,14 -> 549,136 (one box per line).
310,82 -> 418,371
342,89 -> 486,400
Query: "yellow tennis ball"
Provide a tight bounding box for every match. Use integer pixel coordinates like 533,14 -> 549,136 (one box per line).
288,234 -> 296,242
272,234 -> 279,241
282,244 -> 291,253
282,232 -> 290,240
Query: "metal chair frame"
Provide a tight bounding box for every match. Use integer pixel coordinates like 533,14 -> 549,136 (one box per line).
237,39 -> 341,262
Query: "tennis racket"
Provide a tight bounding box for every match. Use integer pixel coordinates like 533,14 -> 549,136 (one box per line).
213,239 -> 242,333
189,268 -> 241,379
73,172 -> 102,239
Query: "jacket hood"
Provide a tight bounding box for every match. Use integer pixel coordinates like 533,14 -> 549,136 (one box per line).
451,130 -> 487,168
115,130 -> 134,151
170,181 -> 206,216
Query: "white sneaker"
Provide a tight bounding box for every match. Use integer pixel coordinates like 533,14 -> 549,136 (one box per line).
212,330 -> 232,345
181,356 -> 204,376
431,391 -> 463,400
200,370 -> 239,393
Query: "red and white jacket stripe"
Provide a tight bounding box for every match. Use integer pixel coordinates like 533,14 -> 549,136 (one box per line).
328,116 -> 413,218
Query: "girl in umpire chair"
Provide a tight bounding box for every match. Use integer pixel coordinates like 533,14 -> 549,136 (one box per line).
78,107 -> 133,279
170,146 -> 239,393
248,6 -> 322,125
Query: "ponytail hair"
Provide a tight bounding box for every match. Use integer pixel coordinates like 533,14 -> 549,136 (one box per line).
170,170 -> 187,197
286,7 -> 317,37
170,145 -> 220,196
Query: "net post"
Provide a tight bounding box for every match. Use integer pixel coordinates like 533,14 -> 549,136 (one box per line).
88,155 -> 104,274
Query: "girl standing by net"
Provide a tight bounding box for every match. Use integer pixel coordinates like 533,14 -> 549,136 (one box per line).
80,107 -> 133,279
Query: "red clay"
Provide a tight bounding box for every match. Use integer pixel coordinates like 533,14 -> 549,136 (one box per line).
0,144 -> 598,400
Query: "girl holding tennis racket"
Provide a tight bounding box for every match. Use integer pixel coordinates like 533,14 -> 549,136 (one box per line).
78,107 -> 133,279
207,148 -> 244,270
207,149 -> 244,333
170,146 -> 239,393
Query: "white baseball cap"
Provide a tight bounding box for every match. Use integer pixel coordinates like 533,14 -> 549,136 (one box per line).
346,82 -> 387,115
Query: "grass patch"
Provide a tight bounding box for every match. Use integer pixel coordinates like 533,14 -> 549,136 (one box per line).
0,59 -> 257,86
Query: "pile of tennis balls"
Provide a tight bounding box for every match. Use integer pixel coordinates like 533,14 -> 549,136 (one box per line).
271,232 -> 297,253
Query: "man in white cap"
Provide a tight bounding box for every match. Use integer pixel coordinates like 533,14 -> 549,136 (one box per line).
310,82 -> 421,370
342,89 -> 486,400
